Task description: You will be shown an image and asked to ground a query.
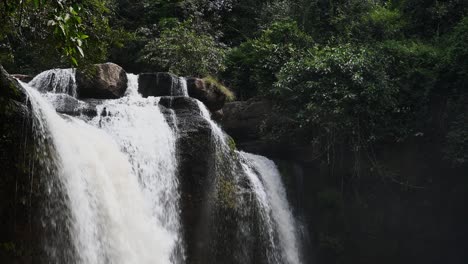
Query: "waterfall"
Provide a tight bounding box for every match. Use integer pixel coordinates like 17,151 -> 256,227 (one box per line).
195,99 -> 225,144
195,96 -> 302,264
19,77 -> 181,263
29,68 -> 77,97
89,74 -> 184,262
178,77 -> 189,97
240,152 -> 302,264
15,69 -> 302,264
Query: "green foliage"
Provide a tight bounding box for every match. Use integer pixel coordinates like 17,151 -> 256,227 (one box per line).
48,5 -> 89,66
224,21 -> 313,99
274,44 -> 396,142
140,20 -> 226,76
203,76 -> 235,102
360,4 -> 405,40
444,17 -> 468,78
0,0 -> 118,71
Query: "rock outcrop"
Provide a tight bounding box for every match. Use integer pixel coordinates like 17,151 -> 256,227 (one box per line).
187,78 -> 226,112
138,72 -> 180,97
0,65 -> 49,263
76,63 -> 128,99
159,97 -> 267,264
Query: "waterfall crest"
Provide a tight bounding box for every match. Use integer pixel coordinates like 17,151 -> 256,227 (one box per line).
29,68 -> 77,97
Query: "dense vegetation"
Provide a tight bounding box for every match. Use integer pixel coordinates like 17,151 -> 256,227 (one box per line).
1,0 -> 467,262
1,0 -> 466,164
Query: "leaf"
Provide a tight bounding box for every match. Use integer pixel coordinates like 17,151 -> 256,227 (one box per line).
71,57 -> 78,66
77,46 -> 84,57
59,24 -> 66,37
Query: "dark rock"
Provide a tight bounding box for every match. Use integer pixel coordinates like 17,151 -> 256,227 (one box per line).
11,74 -> 34,83
0,65 -> 55,263
222,98 -> 273,141
158,96 -> 201,113
187,77 -> 226,112
45,94 -> 97,117
138,72 -> 179,97
76,63 -> 128,99
0,65 -> 27,103
212,109 -> 223,122
221,98 -> 303,159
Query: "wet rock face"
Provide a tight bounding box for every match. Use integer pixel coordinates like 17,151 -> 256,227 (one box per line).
160,97 -> 267,264
0,65 -> 51,263
187,78 -> 226,112
138,72 -> 179,97
160,97 -> 213,263
76,63 -> 128,99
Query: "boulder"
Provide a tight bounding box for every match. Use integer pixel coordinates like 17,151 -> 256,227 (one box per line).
222,98 -> 273,142
138,72 -> 179,97
187,78 -> 226,112
0,65 -> 27,103
76,63 -> 127,99
221,98 -> 308,160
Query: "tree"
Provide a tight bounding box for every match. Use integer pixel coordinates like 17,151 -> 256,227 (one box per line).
140,19 -> 226,76
224,21 -> 313,99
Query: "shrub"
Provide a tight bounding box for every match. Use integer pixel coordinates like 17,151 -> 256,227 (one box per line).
203,76 -> 235,102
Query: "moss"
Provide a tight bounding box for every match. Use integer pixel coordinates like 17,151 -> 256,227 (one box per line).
227,135 -> 237,152
0,242 -> 16,253
217,177 -> 237,209
78,64 -> 99,80
203,76 -> 236,102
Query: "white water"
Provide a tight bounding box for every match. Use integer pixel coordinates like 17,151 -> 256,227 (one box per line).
20,77 -> 180,263
195,100 -> 226,144
178,77 -> 189,97
89,74 -> 183,262
18,69 -> 302,264
240,152 -> 301,264
196,99 -> 302,264
29,68 -> 77,97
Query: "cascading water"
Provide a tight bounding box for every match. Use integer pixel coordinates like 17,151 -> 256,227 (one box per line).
195,97 -> 302,264
29,68 -> 77,97
19,76 -> 182,263
178,77 -> 189,97
15,68 -> 302,264
89,74 -> 184,262
240,152 -> 302,264
196,99 -> 225,144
